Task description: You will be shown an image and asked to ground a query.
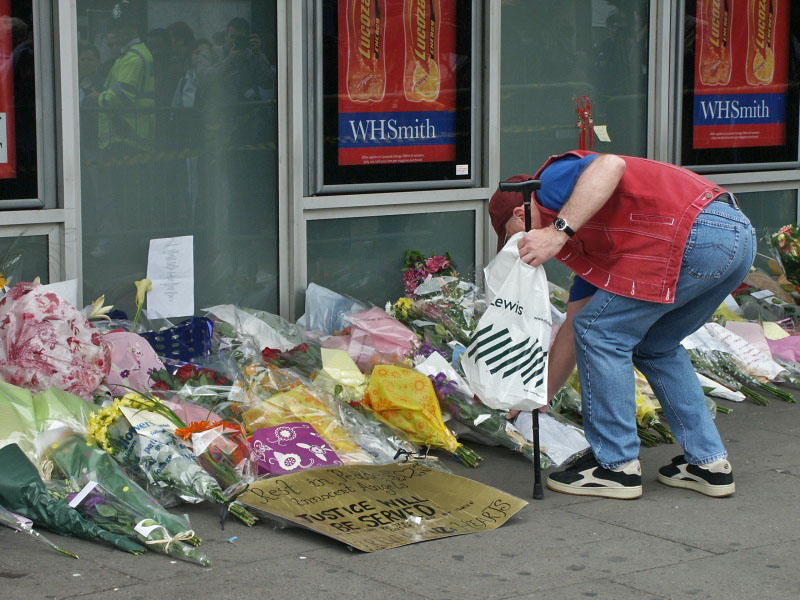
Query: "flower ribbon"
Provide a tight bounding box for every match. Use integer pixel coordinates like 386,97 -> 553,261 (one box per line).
144,527 -> 197,553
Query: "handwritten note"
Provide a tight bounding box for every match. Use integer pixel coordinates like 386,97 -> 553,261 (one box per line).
146,236 -> 194,319
240,463 -> 527,552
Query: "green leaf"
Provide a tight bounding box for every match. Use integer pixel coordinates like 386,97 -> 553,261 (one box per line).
94,503 -> 117,518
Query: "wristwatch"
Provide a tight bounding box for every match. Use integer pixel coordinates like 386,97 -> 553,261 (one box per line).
553,217 -> 576,237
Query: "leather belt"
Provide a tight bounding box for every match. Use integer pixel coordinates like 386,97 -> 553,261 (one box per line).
713,193 -> 739,209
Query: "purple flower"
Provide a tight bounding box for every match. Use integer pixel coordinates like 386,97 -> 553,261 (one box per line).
119,369 -> 130,379
428,372 -> 457,400
66,488 -> 107,516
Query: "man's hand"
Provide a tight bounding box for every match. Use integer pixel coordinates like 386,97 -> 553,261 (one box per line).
517,226 -> 570,268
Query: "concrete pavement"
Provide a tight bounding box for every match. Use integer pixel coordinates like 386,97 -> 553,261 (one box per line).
2,394 -> 799,600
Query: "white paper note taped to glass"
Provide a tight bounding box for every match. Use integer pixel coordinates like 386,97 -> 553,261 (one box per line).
594,125 -> 611,142
146,235 -> 194,319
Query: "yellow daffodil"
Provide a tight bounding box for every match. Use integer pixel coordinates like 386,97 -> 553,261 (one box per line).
132,278 -> 152,324
0,273 -> 6,288
87,295 -> 114,321
394,297 -> 413,319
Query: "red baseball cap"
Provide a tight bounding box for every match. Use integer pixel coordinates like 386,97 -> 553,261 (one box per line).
489,174 -> 533,253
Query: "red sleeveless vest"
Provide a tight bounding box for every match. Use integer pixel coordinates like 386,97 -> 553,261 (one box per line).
532,150 -> 729,304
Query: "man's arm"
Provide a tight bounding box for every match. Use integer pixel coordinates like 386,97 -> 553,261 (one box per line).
517,153 -> 626,268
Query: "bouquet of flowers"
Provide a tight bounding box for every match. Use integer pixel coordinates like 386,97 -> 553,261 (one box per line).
402,250 -> 458,298
46,476 -> 210,566
42,430 -> 201,549
86,392 -> 257,526
175,420 -> 256,491
389,277 -> 484,358
261,342 -> 323,381
427,372 -> 538,464
362,365 -> 482,467
771,224 -> 800,287
0,443 -> 144,555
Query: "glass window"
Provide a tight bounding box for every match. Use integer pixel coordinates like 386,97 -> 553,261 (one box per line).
737,189 -> 798,271
500,0 -> 649,177
77,1 -> 278,316
0,0 -> 38,201
499,0 -> 649,290
0,235 -> 49,285
307,211 -> 476,307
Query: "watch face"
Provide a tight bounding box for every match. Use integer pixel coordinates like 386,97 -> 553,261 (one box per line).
554,218 -> 566,230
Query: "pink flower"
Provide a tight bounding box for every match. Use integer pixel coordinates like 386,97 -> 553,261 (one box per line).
424,256 -> 450,274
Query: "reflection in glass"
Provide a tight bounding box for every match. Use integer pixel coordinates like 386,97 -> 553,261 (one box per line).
77,1 -> 278,316
500,0 -> 649,176
307,211 -> 476,308
737,189 -> 798,271
0,235 -> 49,285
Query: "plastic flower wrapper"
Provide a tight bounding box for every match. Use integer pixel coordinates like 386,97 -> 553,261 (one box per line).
175,420 -> 256,491
0,281 -> 111,400
770,224 -> 800,288
311,348 -> 368,405
0,502 -> 79,559
633,371 -> 676,447
86,392 -> 257,526
413,352 -> 540,465
361,365 -> 482,467
241,384 -> 375,465
0,443 -> 145,554
41,430 -> 199,545
390,277 -> 485,358
42,437 -> 211,567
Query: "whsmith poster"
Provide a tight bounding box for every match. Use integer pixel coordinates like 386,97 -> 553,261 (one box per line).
0,0 -> 17,179
337,0 -> 458,167
239,462 -> 528,552
693,0 -> 790,150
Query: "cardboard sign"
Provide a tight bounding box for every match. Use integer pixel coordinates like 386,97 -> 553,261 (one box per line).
239,462 -> 527,552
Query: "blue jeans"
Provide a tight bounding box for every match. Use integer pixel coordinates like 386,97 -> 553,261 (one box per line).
572,200 -> 756,469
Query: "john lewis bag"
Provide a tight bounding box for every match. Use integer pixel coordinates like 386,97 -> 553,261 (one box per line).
461,233 -> 551,411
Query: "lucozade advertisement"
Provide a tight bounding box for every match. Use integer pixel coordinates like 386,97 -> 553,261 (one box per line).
0,0 -> 17,179
337,0 -> 457,167
693,0 -> 790,150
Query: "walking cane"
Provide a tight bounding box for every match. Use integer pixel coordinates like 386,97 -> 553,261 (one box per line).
498,177 -> 544,500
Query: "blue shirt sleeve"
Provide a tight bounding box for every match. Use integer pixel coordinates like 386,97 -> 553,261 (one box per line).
537,154 -> 598,212
568,276 -> 598,302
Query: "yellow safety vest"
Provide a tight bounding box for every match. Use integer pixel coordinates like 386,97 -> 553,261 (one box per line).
97,41 -> 156,152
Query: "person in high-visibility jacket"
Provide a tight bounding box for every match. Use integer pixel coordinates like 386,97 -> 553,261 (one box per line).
93,1 -> 156,154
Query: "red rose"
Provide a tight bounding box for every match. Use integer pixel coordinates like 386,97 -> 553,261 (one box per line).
261,347 -> 281,361
175,364 -> 198,382
153,380 -> 169,391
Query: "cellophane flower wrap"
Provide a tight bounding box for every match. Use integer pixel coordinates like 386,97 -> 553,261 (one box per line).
390,277 -> 485,358
362,365 -> 482,467
237,363 -> 374,464
175,420 -> 256,491
0,282 -> 111,399
43,431 -> 210,566
150,360 -> 241,423
413,352 -> 537,464
234,362 -> 410,464
771,224 -> 800,287
86,392 -> 256,526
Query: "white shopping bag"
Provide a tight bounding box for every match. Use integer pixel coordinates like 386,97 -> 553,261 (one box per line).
461,233 -> 552,411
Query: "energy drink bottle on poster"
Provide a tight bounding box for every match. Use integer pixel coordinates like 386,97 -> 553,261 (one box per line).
403,0 -> 441,102
746,0 -> 776,85
346,0 -> 387,102
698,0 -> 732,85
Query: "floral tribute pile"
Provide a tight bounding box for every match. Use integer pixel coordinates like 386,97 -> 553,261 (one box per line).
1,237 -> 800,564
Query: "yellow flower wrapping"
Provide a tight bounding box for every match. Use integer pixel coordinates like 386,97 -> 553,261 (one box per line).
241,385 -> 369,461
363,365 -> 460,454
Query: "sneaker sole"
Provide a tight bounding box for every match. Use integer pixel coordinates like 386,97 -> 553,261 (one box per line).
546,478 -> 642,500
657,472 -> 735,497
